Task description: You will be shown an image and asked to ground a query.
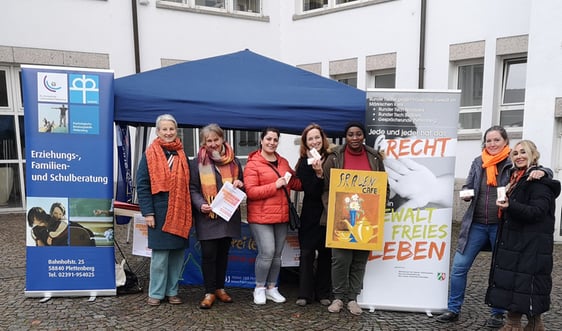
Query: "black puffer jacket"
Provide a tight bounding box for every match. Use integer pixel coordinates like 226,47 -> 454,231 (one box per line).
485,167 -> 561,316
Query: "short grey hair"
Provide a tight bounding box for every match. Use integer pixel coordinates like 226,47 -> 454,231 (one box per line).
155,114 -> 177,129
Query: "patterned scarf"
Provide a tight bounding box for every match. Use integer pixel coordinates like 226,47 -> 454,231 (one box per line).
499,168 -> 526,219
197,142 -> 238,219
481,145 -> 511,186
506,168 -> 526,197
145,137 -> 192,239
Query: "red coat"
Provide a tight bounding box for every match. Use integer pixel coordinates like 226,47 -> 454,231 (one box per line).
243,150 -> 302,224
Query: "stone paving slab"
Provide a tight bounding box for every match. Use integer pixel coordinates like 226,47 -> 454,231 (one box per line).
1,212 -> 561,330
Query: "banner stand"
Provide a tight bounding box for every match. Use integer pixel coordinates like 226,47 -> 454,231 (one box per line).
22,65 -> 116,299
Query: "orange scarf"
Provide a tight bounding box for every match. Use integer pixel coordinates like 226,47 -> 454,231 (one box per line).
145,137 -> 192,239
197,142 -> 238,219
481,145 -> 511,187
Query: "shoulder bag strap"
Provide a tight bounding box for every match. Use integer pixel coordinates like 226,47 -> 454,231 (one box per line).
266,163 -> 292,204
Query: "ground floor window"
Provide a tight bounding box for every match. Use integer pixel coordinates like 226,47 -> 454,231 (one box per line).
0,66 -> 25,210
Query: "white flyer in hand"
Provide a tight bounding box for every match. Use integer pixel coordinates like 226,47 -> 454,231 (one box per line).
284,171 -> 292,183
307,148 -> 322,165
210,181 -> 246,221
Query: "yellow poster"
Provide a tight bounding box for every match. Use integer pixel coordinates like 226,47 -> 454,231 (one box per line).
326,169 -> 387,251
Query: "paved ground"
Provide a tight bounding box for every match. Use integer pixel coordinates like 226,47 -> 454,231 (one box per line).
1,212 -> 561,330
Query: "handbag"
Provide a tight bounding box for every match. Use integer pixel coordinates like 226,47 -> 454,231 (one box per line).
287,198 -> 301,231
115,241 -> 143,295
115,258 -> 143,295
115,259 -> 126,287
267,164 -> 301,230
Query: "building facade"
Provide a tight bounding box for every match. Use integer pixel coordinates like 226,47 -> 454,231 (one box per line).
1,0 -> 561,237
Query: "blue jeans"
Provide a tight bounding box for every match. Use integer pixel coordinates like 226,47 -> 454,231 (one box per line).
249,223 -> 288,287
448,222 -> 503,315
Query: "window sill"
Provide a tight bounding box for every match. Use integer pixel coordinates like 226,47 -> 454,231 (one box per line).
294,0 -> 396,21
457,128 -> 522,141
457,131 -> 482,141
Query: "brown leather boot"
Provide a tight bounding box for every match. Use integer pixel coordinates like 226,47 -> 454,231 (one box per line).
215,289 -> 233,303
523,314 -> 545,331
499,312 -> 523,331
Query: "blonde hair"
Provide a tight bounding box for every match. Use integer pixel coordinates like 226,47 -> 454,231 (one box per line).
199,123 -> 224,147
511,140 -> 540,168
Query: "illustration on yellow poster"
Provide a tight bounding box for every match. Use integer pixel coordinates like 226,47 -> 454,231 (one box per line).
326,169 -> 387,251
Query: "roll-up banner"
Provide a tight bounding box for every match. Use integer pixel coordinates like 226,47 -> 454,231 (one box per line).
22,65 -> 116,298
359,89 -> 460,313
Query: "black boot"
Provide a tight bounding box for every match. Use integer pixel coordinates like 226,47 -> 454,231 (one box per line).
436,311 -> 459,323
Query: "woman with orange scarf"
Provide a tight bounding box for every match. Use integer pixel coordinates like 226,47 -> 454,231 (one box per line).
437,126 -> 551,327
136,114 -> 192,307
190,124 -> 244,309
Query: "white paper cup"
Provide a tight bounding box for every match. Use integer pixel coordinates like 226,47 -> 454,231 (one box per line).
497,186 -> 506,202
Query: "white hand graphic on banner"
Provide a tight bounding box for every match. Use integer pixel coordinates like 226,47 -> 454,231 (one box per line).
384,157 -> 453,210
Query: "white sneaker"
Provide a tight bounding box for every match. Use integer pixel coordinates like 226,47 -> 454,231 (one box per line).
347,300 -> 363,315
328,299 -> 344,313
253,287 -> 266,305
265,287 -> 286,303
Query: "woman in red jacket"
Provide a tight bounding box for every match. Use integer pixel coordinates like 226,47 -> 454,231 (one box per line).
244,127 -> 301,305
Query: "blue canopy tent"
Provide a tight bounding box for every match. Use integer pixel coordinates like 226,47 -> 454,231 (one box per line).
113,49 -> 365,137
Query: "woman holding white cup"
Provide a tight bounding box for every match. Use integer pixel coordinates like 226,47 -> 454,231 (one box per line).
437,126 -> 551,327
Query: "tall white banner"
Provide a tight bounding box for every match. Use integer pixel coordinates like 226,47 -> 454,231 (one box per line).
359,89 -> 460,313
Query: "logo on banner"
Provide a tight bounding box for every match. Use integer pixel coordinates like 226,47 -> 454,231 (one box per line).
37,73 -> 68,103
69,74 -> 99,104
70,105 -> 100,135
437,272 -> 447,281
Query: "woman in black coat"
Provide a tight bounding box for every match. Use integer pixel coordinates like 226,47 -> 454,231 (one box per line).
486,140 -> 561,331
294,123 -> 332,307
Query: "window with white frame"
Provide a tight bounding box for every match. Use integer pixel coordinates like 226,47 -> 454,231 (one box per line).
499,57 -> 526,128
332,73 -> 357,88
303,0 -> 327,10
235,0 -> 259,12
457,62 -> 483,130
195,0 -> 225,8
367,69 -> 395,89
0,65 -> 25,209
303,0 -> 383,13
162,0 -> 261,14
234,130 -> 259,165
177,128 -> 197,158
